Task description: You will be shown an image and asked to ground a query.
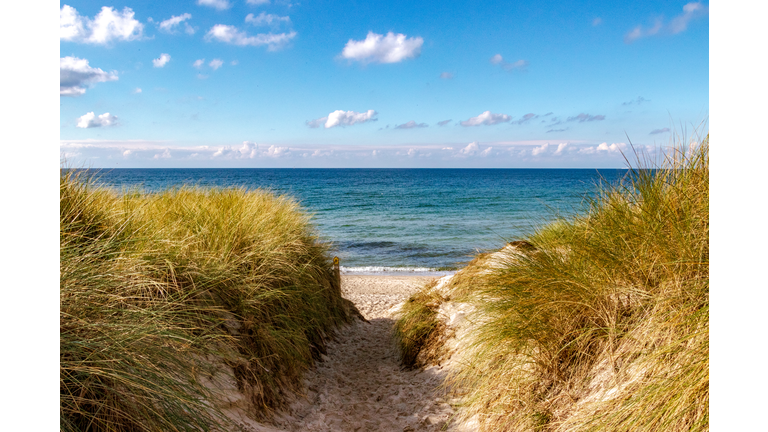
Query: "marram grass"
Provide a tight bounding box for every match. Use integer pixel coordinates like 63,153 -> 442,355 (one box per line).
60,170 -> 352,431
396,135 -> 709,431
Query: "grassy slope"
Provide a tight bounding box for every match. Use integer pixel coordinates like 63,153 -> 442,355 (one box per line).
60,171 -> 352,431
395,136 -> 709,431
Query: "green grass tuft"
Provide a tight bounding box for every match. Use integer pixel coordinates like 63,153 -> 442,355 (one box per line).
60,169 -> 352,431
396,134 -> 709,432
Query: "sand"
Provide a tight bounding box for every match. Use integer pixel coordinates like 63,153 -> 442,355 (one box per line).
261,274 -> 468,432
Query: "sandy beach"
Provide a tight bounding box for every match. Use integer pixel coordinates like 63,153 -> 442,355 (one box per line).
264,274 -> 465,432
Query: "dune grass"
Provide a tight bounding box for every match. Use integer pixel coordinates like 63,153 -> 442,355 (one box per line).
60,170 -> 352,431
395,135 -> 709,431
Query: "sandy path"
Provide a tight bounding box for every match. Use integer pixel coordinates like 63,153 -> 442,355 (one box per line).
269,276 -> 459,432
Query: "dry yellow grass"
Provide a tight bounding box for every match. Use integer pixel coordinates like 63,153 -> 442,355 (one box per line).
60,170 -> 352,431
396,135 -> 709,431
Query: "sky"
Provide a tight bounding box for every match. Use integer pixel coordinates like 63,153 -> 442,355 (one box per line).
59,0 -> 709,168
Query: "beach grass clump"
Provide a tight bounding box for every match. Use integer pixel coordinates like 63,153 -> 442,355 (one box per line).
397,135 -> 709,431
393,278 -> 447,367
60,170 -> 351,431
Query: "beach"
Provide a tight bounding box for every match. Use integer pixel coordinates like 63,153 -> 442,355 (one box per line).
265,274 -> 463,432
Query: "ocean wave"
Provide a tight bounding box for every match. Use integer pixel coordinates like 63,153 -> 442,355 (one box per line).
340,266 -> 455,275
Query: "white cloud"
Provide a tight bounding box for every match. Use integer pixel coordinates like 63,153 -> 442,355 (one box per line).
231,60 -> 239,65
133,87 -> 142,94
209,59 -> 224,70
532,143 -> 549,156
193,59 -> 205,68
153,53 -> 171,68
440,72 -> 454,79
308,110 -> 378,129
489,54 -> 528,71
247,0 -> 271,4
60,56 -> 118,97
579,142 -> 627,154
625,2 -> 707,43
77,112 -> 118,128
341,31 -> 423,64
437,120 -> 452,126
670,2 -> 708,34
460,111 -> 512,126
159,13 -> 192,33
197,0 -> 231,10
154,149 -> 172,159
480,147 -> 493,157
245,12 -> 290,26
459,141 -> 479,156
205,25 -> 297,50
60,5 -> 144,45
264,145 -> 291,157
554,143 -> 568,155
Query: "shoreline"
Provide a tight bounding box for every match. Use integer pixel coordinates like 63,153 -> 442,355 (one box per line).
340,275 -> 435,319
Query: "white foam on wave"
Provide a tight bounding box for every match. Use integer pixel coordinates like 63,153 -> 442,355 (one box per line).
340,266 -> 455,276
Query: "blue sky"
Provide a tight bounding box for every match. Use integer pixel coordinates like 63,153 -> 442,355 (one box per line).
60,0 -> 709,167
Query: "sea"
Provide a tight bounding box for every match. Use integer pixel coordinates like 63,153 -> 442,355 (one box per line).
88,169 -> 627,275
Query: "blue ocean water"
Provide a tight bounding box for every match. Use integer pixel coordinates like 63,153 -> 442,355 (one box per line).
87,169 -> 627,275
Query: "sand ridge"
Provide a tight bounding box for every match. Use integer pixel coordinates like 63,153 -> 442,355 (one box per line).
266,275 -> 466,432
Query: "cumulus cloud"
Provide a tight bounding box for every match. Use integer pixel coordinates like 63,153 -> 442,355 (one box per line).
650,127 -> 671,135
579,142 -> 627,154
154,149 -> 172,159
247,0 -> 271,4
206,24 -> 297,50
60,56 -> 118,97
60,5 -> 144,44
77,112 -> 118,128
567,113 -> 605,122
133,87 -> 142,93
245,12 -> 290,26
460,111 -> 512,127
554,143 -> 568,155
209,59 -> 224,70
153,53 -> 171,68
159,13 -> 193,34
308,110 -> 378,128
395,120 -> 428,129
193,59 -> 205,68
625,2 -> 708,43
340,32 -> 423,64
437,119 -> 452,126
532,143 -> 549,156
459,141 -> 479,155
197,0 -> 231,10
480,147 -> 493,157
440,72 -> 454,79
489,54 -> 529,71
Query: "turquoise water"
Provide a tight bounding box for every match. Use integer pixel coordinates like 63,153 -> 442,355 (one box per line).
88,169 -> 626,274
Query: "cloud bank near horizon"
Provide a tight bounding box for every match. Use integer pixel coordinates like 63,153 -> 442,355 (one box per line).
60,139 -> 659,168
